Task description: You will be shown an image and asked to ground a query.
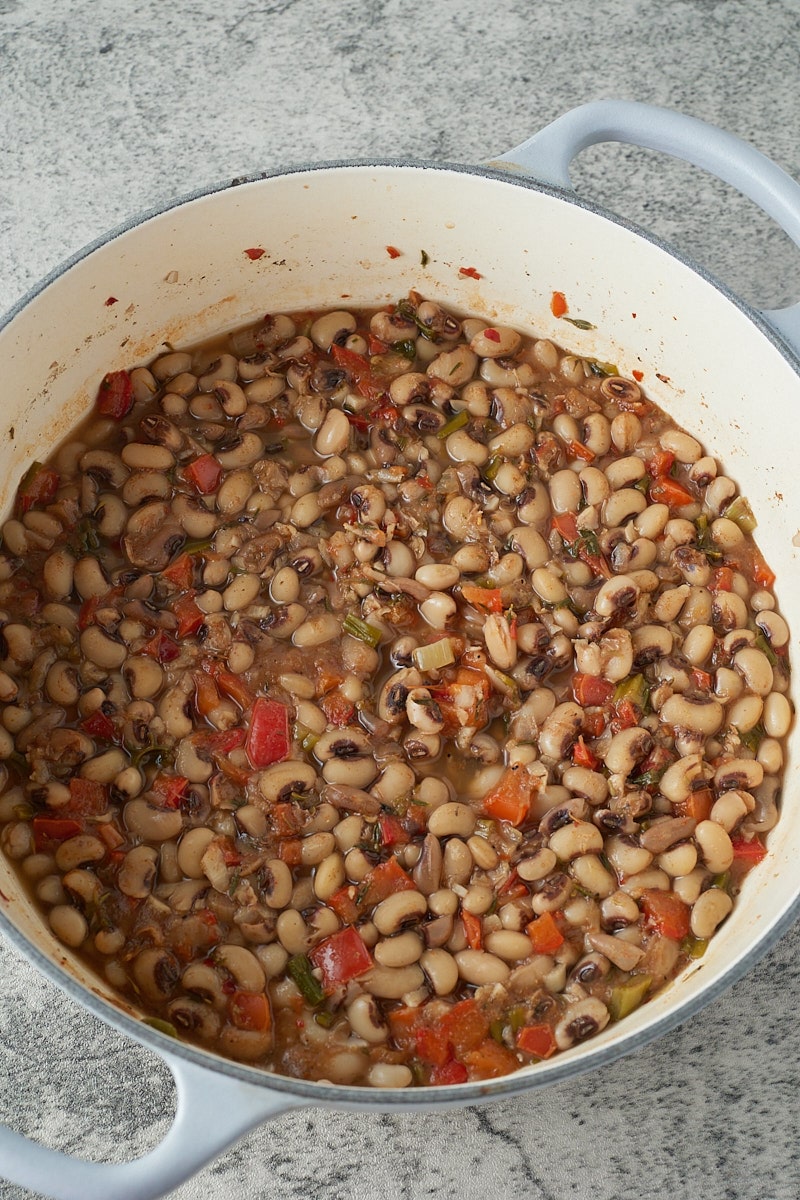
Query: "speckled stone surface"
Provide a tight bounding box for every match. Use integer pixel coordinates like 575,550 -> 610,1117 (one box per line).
1,2 -> 800,1198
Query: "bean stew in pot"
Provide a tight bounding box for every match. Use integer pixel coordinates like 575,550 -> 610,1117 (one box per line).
0,292 -> 790,1087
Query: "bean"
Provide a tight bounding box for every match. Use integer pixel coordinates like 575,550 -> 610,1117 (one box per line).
695,820 -> 734,873
54,834 -> 106,872
763,692 -> 792,739
657,842 -> 698,877
660,694 -> 724,735
758,737 -> 784,775
121,443 -> 175,471
313,852 -> 346,902
125,799 -> 184,842
276,909 -> 309,955
419,592 -> 456,630
81,748 -> 128,783
293,612 -> 340,647
727,694 -> 763,733
373,889 -> 427,934
346,994 -> 389,1044
484,930 -> 534,961
414,563 -> 459,590
467,835 -> 499,870
690,888 -> 733,939
454,949 -> 510,985
79,626 -> 126,670
315,408 -> 350,456
571,853 -> 616,898
124,656 -> 164,700
49,905 -> 89,948
419,947 -> 459,996
177,828 -> 216,878
733,647 -> 774,697
362,964 -> 425,999
374,931 -> 424,967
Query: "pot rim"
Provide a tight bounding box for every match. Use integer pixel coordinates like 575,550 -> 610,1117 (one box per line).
1,154 -> 799,1106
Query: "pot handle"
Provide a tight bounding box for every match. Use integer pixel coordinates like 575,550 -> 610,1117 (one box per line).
0,1044 -> 303,1200
493,99 -> 800,356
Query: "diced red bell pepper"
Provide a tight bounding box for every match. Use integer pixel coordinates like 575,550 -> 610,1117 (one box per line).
96,370 -> 134,419
277,838 -> 303,866
647,450 -> 675,479
640,888 -> 691,940
551,291 -> 568,318
193,670 -> 222,717
151,774 -> 189,809
415,1025 -> 452,1067
481,765 -> 535,827
319,689 -> 357,727
330,343 -> 385,401
379,812 -> 410,847
65,778 -> 109,817
572,735 -> 599,770
32,817 -> 82,851
437,999 -> 490,1056
245,697 -> 290,768
517,1023 -> 557,1059
463,1038 -> 520,1080
711,566 -> 734,593
81,709 -> 117,742
212,667 -> 256,710
566,439 -> 595,463
184,454 -> 222,495
690,668 -> 713,691
527,911 -> 564,955
76,585 -> 124,632
387,1005 -> 424,1052
309,925 -> 373,991
611,698 -> 640,732
571,673 -> 615,707
751,552 -> 776,590
460,585 -> 504,614
228,990 -> 272,1032
674,786 -> 714,822
551,512 -> 579,544
461,909 -> 483,951
15,462 -> 60,517
327,885 -> 361,926
430,1059 -> 469,1086
96,822 -> 126,852
162,553 -> 195,591
173,593 -> 205,638
358,857 -> 416,911
141,631 -> 180,663
731,836 -> 768,864
648,476 -> 695,509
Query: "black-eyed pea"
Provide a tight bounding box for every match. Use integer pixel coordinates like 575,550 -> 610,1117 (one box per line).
605,455 -> 647,491
276,909 -> 309,956
602,727 -> 652,777
763,692 -> 792,739
346,993 -> 389,1043
255,943 -> 289,980
45,660 -> 79,706
344,847 -> 372,882
517,847 -> 558,882
461,885 -> 494,915
49,904 -> 89,948
445,428 -> 489,465
177,827 -> 216,878
313,852 -> 346,902
117,845 -> 158,899
454,948 -> 510,985
260,858 -> 293,909
125,803 -> 183,845
610,411 -> 642,454
414,563 -> 459,590
672,867 -> 711,905
310,309 -> 357,350
578,466 -> 610,507
374,930 -> 424,968
301,832 -> 337,866
714,757 -> 763,792
1,822 -> 32,860
466,835 -> 499,870
483,930 -> 534,961
660,694 -> 724,736
36,874 -> 67,905
733,646 -> 774,697
215,945 -> 266,993
681,623 -> 715,666
420,947 -> 459,996
314,408 -> 351,457
758,737 -> 784,775
727,694 -> 764,734
427,802 -> 476,839
604,837 -> 654,878
218,1027 -> 274,1064
709,789 -> 752,833
54,835 -> 106,872
333,815 -> 364,853
442,838 -> 472,888
362,964 -> 425,999
600,890 -> 640,929
554,998 -> 610,1049
373,889 -> 427,935
548,820 -> 604,861
585,930 -> 645,972
660,429 -> 702,462
618,868 -> 670,898
695,820 -> 734,873
303,802 -> 339,834
428,888 -> 459,917
570,853 -> 616,898
603,488 -> 648,526
690,888 -> 733,940
657,842 -> 698,877
714,667 -> 743,703
124,656 -> 164,701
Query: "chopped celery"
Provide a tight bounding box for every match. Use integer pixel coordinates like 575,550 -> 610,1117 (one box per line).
490,1018 -> 506,1044
142,1017 -> 178,1038
484,456 -> 502,482
754,632 -> 778,667
683,935 -> 708,959
724,495 -> 757,533
739,724 -> 764,754
342,613 -> 383,647
608,974 -> 653,1021
287,954 -> 325,1006
412,637 -> 456,671
562,317 -> 596,330
613,673 -> 650,710
437,410 -> 470,439
712,870 -> 731,892
314,1010 -> 335,1028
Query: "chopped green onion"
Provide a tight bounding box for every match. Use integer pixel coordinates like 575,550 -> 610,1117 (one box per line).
314,1010 -> 336,1028
712,870 -> 731,892
412,637 -> 456,671
420,249 -> 430,267
343,613 -> 383,647
287,954 -> 325,1006
629,767 -> 667,790
724,495 -> 757,533
587,359 -> 619,377
183,536 -> 214,556
393,338 -> 417,361
571,528 -> 600,558
483,456 -> 502,482
437,410 -> 470,439
634,474 -> 651,494
301,729 -> 319,754
608,974 -> 652,1021
143,1017 -> 179,1038
562,317 -> 596,330
489,1018 -> 506,1044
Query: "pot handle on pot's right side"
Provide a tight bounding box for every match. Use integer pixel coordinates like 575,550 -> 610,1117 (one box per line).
493,100 -> 800,357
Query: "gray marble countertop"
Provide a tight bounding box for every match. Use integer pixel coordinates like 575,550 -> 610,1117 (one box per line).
1,2 -> 800,1198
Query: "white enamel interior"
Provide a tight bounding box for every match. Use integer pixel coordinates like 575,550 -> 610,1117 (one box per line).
1,163 -> 798,1098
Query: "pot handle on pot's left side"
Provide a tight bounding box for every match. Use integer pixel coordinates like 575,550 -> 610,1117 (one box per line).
492,100 -> 800,356
0,1047 -> 304,1200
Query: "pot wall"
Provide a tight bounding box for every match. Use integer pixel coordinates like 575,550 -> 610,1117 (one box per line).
1,162 -> 798,1092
